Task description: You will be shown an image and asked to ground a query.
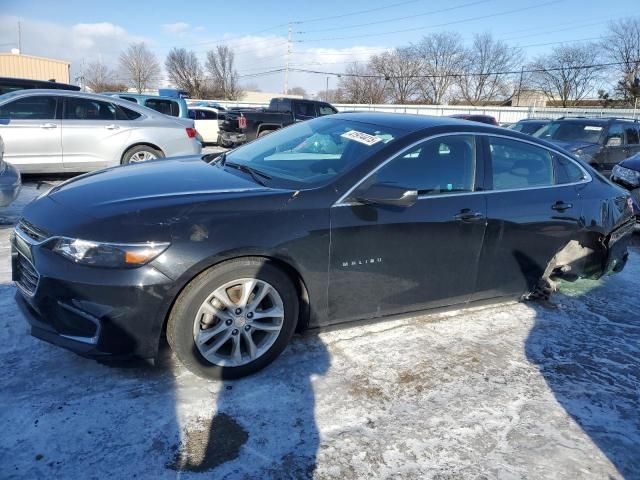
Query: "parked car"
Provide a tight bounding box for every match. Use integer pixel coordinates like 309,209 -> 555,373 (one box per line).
534,117 -> 640,174
449,114 -> 499,126
218,97 -> 338,146
12,113 -> 634,379
102,93 -> 190,119
0,89 -> 201,173
0,76 -> 80,96
188,107 -> 220,144
610,152 -> 640,228
0,134 -> 21,207
508,118 -> 551,135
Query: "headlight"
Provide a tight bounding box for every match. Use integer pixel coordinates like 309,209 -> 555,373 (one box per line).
612,165 -> 640,187
50,238 -> 170,268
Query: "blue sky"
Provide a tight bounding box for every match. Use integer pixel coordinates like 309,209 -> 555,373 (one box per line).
0,0 -> 634,94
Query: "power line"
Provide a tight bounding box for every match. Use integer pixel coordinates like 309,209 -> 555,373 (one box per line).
292,0 -> 424,25
299,1 -> 564,43
300,0 -> 491,34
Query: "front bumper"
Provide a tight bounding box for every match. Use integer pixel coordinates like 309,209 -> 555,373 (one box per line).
11,227 -> 175,360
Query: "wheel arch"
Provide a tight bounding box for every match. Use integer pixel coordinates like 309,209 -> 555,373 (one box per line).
256,123 -> 281,136
120,142 -> 165,164
157,253 -> 311,355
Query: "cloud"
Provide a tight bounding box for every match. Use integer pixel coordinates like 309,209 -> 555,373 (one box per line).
162,22 -> 190,36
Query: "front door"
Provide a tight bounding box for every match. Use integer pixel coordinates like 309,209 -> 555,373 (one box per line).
328,134 -> 487,323
0,94 -> 62,173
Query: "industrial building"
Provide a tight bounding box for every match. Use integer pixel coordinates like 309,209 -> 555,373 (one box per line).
0,51 -> 71,84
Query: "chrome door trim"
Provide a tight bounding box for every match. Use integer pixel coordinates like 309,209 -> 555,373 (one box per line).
333,131 -> 593,207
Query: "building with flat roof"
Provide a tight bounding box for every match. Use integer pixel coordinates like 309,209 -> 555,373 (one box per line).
0,51 -> 71,84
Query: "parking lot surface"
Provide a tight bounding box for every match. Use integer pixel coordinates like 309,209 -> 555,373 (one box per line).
1,176 -> 639,479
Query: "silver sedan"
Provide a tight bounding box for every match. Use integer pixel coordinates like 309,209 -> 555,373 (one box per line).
0,89 -> 202,173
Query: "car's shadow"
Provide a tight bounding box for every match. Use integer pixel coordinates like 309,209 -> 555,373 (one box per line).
525,238 -> 640,477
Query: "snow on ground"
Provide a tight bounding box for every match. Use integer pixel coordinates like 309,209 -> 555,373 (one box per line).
0,180 -> 639,479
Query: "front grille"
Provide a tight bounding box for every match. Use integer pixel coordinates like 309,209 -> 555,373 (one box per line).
16,252 -> 39,296
17,219 -> 49,243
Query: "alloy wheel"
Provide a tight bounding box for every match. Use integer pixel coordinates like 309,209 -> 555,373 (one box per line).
128,151 -> 157,163
193,278 -> 285,367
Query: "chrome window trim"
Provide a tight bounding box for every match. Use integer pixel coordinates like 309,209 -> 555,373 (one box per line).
333,131 -> 593,207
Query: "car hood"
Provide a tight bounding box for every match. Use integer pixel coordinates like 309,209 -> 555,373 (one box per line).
619,153 -> 640,171
46,156 -> 276,217
546,139 -> 597,152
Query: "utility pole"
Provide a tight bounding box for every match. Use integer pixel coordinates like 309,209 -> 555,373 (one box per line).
325,76 -> 329,101
17,20 -> 22,53
284,23 -> 292,95
516,66 -> 524,108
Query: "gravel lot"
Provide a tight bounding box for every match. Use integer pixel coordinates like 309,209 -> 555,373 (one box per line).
0,169 -> 639,479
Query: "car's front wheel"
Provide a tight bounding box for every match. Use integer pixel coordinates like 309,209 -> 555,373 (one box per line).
167,258 -> 299,379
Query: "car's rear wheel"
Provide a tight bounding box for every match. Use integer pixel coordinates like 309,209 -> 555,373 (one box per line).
167,258 -> 299,379
122,145 -> 164,165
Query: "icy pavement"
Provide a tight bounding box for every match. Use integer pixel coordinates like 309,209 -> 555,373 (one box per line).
0,182 -> 639,479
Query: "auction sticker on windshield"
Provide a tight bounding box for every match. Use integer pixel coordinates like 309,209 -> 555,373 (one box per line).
341,130 -> 382,146
584,126 -> 603,131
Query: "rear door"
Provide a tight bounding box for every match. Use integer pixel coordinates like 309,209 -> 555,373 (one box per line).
472,136 -> 587,300
328,134 -> 487,323
61,96 -> 132,171
0,94 -> 62,173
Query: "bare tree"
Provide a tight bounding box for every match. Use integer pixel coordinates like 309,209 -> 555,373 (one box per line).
118,42 -> 161,93
529,43 -> 603,107
165,48 -> 207,98
457,33 -> 521,105
288,86 -> 308,98
601,18 -> 640,104
205,46 -> 242,100
83,60 -> 125,93
338,62 -> 387,104
370,48 -> 422,103
413,32 -> 465,104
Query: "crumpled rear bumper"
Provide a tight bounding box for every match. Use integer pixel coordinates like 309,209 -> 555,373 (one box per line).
604,220 -> 635,274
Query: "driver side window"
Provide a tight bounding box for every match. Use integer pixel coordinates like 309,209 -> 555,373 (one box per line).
366,135 -> 476,195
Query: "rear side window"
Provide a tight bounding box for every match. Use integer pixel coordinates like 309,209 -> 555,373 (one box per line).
116,105 -> 142,120
625,125 -> 639,144
64,98 -> 118,120
605,123 -> 624,146
145,99 -> 179,117
294,102 -> 317,118
554,154 -> 585,184
489,137 -> 553,190
0,95 -> 58,119
372,135 -> 476,195
198,109 -> 217,120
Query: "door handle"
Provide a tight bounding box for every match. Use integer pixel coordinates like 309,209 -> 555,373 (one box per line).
40,123 -> 57,129
454,209 -> 484,222
105,124 -> 120,130
551,201 -> 573,212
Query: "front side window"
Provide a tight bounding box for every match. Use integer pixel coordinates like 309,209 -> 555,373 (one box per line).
624,125 -> 639,145
64,98 -> 118,120
489,137 -> 554,190
367,135 -> 476,195
605,123 -> 625,146
222,117 -> 405,187
145,99 -> 179,116
0,95 -> 58,120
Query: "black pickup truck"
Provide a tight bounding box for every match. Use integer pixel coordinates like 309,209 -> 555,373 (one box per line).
217,97 -> 338,146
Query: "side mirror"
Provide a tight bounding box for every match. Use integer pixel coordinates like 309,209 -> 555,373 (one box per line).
606,137 -> 622,147
354,183 -> 418,207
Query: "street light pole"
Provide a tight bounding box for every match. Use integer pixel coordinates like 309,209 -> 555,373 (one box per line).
326,76 -> 329,101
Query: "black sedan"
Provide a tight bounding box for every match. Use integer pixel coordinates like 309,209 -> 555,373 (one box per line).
12,113 -> 636,379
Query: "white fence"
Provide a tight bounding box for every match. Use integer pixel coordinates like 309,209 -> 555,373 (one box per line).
205,100 -> 640,123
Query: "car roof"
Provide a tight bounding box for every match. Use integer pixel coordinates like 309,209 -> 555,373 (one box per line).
334,111 -> 509,133
551,116 -> 637,124
517,118 -> 550,122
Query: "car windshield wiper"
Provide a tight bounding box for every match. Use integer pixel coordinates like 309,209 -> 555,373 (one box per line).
225,161 -> 272,186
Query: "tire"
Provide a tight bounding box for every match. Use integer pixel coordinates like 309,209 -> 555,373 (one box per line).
167,258 -> 299,379
257,130 -> 273,138
121,145 -> 164,165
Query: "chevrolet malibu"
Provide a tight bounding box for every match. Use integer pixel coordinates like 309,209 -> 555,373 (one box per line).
12,113 -> 635,379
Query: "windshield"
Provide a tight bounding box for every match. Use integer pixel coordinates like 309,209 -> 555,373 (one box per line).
221,117 -> 405,187
534,121 -> 604,144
